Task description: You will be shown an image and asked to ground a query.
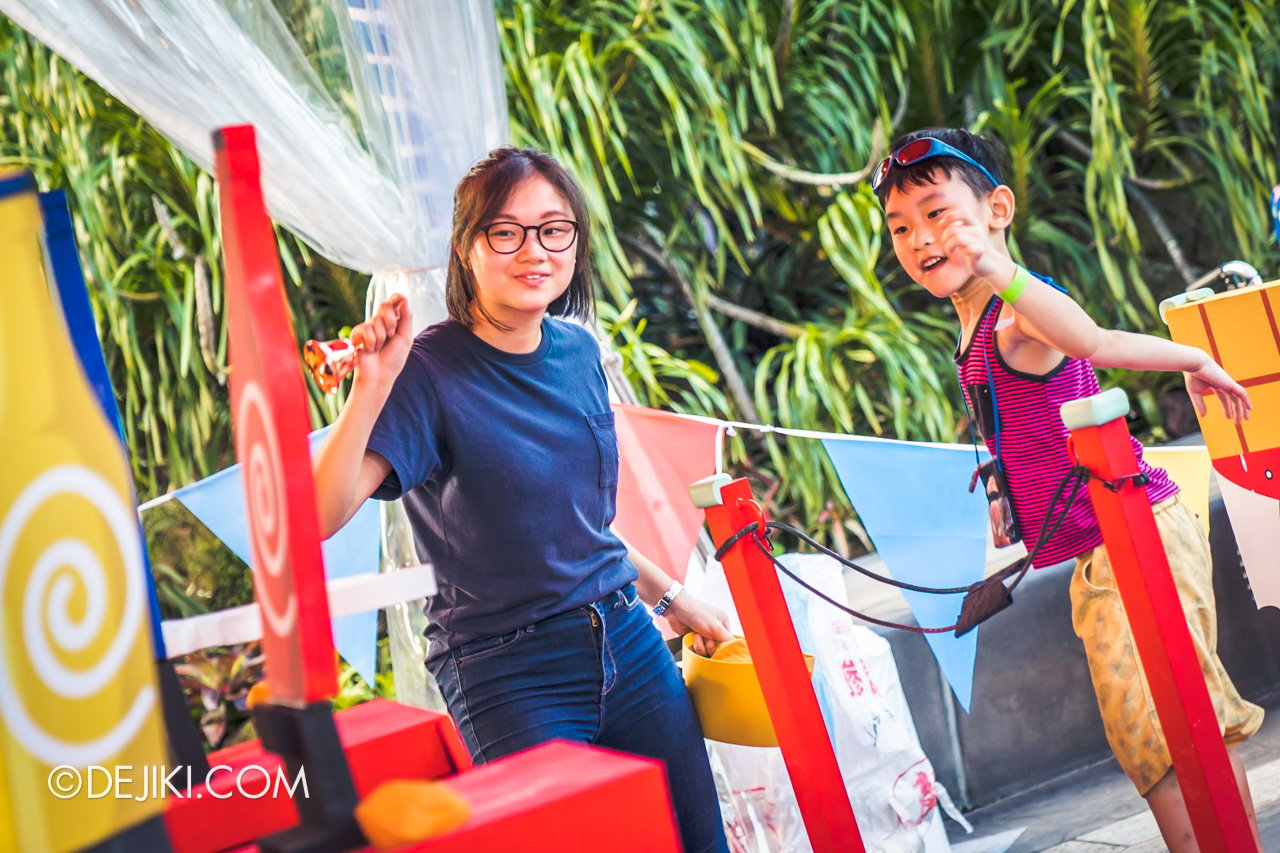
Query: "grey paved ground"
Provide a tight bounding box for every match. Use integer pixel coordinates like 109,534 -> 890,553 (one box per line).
946,691 -> 1280,852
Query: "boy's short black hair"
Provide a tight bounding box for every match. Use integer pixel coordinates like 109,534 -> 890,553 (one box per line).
873,128 -> 1007,205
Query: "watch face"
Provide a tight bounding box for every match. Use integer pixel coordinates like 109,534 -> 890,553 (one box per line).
654,582 -> 682,615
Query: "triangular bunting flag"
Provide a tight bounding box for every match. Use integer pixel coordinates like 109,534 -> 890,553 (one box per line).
612,404 -> 720,582
172,427 -> 380,685
822,437 -> 990,710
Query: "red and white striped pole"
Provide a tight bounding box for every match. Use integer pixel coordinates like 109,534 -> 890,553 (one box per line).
1062,388 -> 1256,851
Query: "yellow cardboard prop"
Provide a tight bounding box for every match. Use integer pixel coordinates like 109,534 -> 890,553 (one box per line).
0,172 -> 167,852
1144,446 -> 1212,535
1162,281 -> 1280,500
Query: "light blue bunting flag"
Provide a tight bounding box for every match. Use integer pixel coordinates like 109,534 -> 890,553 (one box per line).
822,436 -> 991,710
173,427 -> 381,685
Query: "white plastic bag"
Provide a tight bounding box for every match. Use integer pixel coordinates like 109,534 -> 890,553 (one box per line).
689,553 -> 968,852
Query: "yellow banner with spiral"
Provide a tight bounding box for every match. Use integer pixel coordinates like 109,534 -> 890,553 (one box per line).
0,173 -> 167,851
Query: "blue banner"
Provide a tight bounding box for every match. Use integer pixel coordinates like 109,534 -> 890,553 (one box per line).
822,437 -> 991,710
174,427 -> 381,685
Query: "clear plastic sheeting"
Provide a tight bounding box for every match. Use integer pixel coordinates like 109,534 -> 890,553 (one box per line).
0,0 -> 506,700
0,0 -> 507,327
379,500 -> 445,712
341,0 -> 507,268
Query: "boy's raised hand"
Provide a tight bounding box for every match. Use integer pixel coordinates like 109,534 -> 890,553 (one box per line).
1185,356 -> 1252,425
938,209 -> 1010,282
351,293 -> 413,391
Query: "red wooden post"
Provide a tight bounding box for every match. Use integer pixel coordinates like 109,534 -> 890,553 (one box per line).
691,475 -> 866,853
215,124 -> 338,705
1062,388 -> 1257,852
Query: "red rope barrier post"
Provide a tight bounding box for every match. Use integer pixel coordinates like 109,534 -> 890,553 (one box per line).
690,475 -> 865,853
1061,388 -> 1257,852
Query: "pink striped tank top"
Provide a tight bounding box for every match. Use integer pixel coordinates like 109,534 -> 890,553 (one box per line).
956,295 -> 1178,567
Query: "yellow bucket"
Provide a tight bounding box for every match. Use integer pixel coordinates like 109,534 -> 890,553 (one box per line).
681,634 -> 815,748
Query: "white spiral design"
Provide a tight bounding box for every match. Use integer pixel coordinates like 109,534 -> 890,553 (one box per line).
236,381 -> 297,637
0,465 -> 155,766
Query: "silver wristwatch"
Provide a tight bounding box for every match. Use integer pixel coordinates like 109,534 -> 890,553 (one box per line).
652,580 -> 684,616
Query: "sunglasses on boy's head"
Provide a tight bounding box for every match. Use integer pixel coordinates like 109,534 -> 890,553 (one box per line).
872,137 -> 1001,193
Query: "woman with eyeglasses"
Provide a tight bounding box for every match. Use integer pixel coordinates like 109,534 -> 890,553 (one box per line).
314,146 -> 731,852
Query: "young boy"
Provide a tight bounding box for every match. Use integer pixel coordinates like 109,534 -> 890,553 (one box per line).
874,127 -> 1262,851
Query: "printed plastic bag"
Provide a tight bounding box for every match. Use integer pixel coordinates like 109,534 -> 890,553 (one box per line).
689,553 -> 969,852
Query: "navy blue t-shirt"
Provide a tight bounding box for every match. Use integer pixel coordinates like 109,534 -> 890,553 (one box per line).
367,317 -> 634,657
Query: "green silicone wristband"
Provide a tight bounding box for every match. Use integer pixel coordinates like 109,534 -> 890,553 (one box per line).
998,265 -> 1032,304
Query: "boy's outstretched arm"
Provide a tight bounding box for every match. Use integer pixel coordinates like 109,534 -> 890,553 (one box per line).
939,208 -> 1251,424
989,256 -> 1251,425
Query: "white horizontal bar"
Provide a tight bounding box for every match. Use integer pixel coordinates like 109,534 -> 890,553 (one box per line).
160,565 -> 436,658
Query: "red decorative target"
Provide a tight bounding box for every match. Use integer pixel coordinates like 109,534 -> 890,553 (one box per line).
237,381 -> 297,639
215,125 -> 337,705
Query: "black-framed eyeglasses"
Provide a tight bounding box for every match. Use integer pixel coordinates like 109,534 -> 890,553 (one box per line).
481,219 -> 579,254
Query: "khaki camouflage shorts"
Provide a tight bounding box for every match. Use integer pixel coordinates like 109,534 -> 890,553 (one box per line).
1070,495 -> 1264,796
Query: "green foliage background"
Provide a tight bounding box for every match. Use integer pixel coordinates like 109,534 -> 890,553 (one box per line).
4,0 -> 1279,555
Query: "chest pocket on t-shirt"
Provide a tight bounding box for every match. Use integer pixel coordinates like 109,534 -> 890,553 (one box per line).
586,411 -> 620,490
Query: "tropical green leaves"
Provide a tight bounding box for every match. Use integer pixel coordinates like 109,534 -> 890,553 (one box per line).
495,0 -> 1280,538
4,1 -> 1280,541
0,22 -> 360,499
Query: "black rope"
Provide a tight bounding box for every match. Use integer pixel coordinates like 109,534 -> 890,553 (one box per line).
712,463 -> 1136,637
749,534 -> 954,634
718,521 -> 975,595
1083,470 -> 1150,493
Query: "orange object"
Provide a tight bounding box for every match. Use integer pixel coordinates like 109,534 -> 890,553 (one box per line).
695,478 -> 864,851
1161,281 -> 1280,498
356,780 -> 471,849
246,680 -> 271,709
164,700 -> 473,853
413,741 -> 679,852
682,633 -> 815,748
216,124 -> 339,704
710,637 -> 751,663
1063,389 -> 1257,851
303,337 -> 362,394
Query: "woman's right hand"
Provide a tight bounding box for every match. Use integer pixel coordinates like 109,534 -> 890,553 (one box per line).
314,294 -> 410,537
351,293 -> 413,391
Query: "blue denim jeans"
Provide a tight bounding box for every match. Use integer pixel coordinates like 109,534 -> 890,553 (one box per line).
429,584 -> 728,853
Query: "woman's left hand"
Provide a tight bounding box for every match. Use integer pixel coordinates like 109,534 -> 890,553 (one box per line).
664,592 -> 733,657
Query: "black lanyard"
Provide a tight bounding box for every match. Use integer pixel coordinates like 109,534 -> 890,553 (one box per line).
957,269 -> 1066,472
959,298 -> 1005,476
